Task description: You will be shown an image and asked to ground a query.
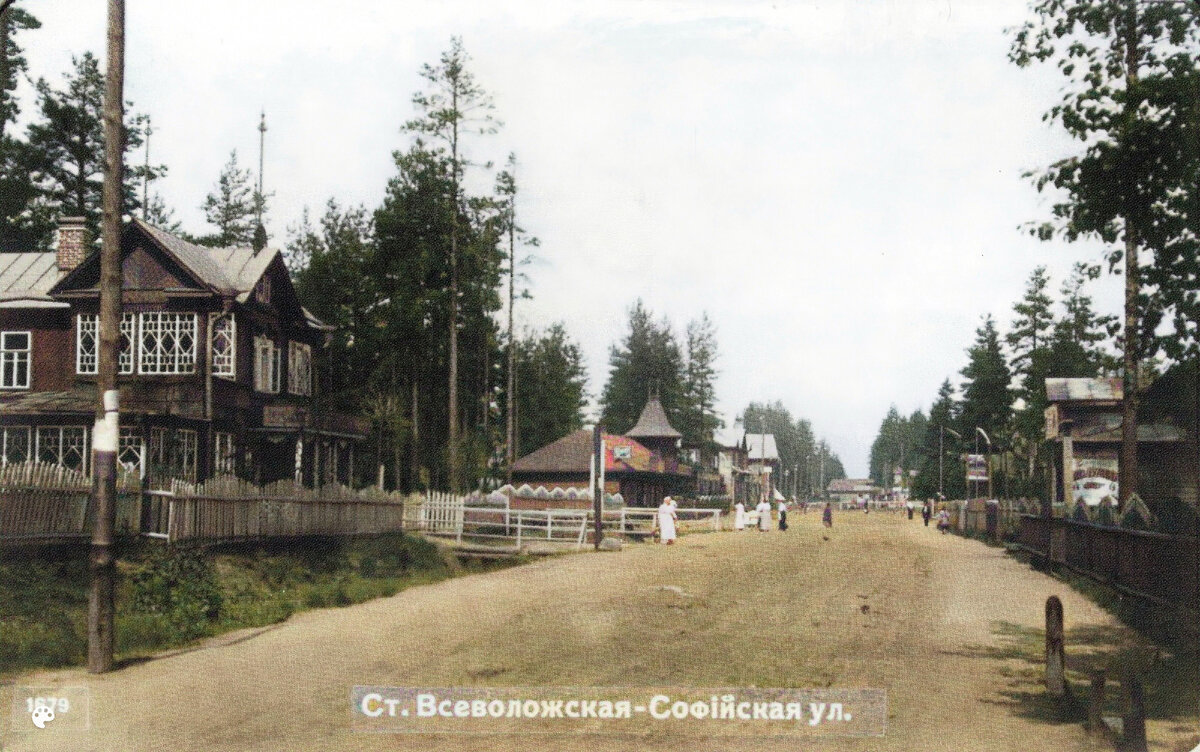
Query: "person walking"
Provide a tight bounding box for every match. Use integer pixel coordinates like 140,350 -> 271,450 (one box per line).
936,507 -> 951,534
755,498 -> 771,532
822,502 -> 833,528
906,499 -> 914,520
733,500 -> 747,531
777,498 -> 789,531
922,501 -> 932,527
656,496 -> 678,545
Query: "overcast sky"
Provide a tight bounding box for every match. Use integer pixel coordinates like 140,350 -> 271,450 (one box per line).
25,0 -> 1122,477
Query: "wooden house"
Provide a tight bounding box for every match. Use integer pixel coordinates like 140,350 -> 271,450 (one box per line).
0,218 -> 367,487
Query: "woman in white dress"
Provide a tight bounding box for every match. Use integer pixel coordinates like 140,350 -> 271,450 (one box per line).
733,501 -> 747,531
657,496 -> 678,544
755,499 -> 771,532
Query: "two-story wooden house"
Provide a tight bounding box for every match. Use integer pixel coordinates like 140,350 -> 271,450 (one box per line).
0,217 -> 367,487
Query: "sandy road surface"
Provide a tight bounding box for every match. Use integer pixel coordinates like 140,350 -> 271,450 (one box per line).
1,511 -> 1151,751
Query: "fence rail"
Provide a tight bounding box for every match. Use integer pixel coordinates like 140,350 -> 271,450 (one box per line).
1015,514 -> 1200,615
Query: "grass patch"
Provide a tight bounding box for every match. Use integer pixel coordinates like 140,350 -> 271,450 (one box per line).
0,533 -> 517,676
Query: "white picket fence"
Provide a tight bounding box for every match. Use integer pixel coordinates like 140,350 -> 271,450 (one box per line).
405,492 -> 722,552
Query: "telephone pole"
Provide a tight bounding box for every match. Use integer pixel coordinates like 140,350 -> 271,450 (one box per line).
89,0 -> 125,674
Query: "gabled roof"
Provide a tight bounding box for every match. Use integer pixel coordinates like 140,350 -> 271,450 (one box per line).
0,252 -> 65,306
746,433 -> 779,462
512,429 -> 679,475
625,397 -> 682,440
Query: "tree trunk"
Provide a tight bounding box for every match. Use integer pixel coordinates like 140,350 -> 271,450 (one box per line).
446,90 -> 460,493
506,195 -> 516,483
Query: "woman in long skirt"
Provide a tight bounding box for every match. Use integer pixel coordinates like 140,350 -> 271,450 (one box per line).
657,496 -> 678,544
756,499 -> 771,531
777,499 -> 789,531
733,501 -> 747,531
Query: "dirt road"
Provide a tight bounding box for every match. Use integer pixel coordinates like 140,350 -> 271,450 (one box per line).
0,511 -> 1162,751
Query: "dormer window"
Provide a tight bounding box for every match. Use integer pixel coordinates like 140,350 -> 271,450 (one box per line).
255,275 -> 272,305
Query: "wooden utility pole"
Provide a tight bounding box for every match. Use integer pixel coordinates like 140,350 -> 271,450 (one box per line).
1119,0 -> 1141,505
592,424 -> 603,551
505,169 -> 516,483
89,0 -> 124,674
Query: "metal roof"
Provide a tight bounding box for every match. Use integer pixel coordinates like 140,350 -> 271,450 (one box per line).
1045,377 -> 1123,403
0,252 -> 62,302
625,397 -> 683,440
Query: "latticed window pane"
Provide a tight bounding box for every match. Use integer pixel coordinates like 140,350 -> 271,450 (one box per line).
77,315 -> 98,374
1,331 -> 30,388
288,341 -> 311,396
77,315 -> 135,375
138,313 -> 197,374
212,315 -> 236,378
118,428 -> 142,473
214,432 -> 236,474
62,427 -> 88,472
176,429 -> 198,483
2,426 -> 30,465
36,427 -> 62,466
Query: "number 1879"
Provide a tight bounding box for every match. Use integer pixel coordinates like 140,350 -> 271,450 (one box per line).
26,697 -> 69,713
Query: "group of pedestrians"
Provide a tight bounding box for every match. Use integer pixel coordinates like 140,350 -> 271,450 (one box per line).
910,499 -> 951,532
730,498 -> 835,531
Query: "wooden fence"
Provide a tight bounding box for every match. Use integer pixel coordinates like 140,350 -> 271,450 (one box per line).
1,465 -> 412,546
0,462 -> 140,543
1015,514 -> 1200,615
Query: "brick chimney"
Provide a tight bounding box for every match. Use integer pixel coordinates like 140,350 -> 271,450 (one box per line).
56,217 -> 89,272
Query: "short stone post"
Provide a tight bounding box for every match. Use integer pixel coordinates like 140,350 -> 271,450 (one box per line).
1087,669 -> 1106,735
1045,596 -> 1066,697
1121,673 -> 1147,752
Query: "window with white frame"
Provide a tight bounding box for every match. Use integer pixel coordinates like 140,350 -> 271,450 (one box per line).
288,341 -> 312,396
214,432 -> 235,474
1,426 -> 30,465
35,426 -> 89,473
211,315 -> 236,378
0,331 -> 30,389
254,335 -> 280,393
77,314 -> 135,375
146,426 -> 197,482
138,312 -> 197,374
118,428 -> 142,474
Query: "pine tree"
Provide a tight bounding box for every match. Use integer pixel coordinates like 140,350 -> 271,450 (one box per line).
403,37 -> 501,492
679,313 -> 722,451
514,324 -> 587,457
599,300 -> 684,435
0,4 -> 39,140
199,150 -> 260,247
959,315 -> 1011,445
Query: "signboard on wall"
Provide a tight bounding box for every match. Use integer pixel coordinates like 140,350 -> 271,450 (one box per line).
612,445 -> 632,460
1070,450 -> 1119,506
966,454 -> 988,482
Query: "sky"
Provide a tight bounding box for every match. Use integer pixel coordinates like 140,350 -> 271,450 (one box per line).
22,0 -> 1123,477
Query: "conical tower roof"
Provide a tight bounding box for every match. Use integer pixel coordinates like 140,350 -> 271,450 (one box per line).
625,396 -> 683,440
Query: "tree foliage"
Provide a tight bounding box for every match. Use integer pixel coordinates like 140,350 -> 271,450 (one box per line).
599,300 -> 685,436
513,324 -> 587,458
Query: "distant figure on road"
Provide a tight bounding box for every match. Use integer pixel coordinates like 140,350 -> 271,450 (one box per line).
657,496 -> 678,545
755,499 -> 771,532
922,501 -> 932,527
822,502 -> 833,528
936,508 -> 951,534
906,500 -> 914,520
733,501 -> 747,531
777,499 -> 789,531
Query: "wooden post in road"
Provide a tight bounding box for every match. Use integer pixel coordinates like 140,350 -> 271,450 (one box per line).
88,0 -> 125,674
1045,596 -> 1065,697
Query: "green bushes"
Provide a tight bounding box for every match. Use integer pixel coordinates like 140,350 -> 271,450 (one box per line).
1,533 -> 471,676
129,548 -> 224,640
